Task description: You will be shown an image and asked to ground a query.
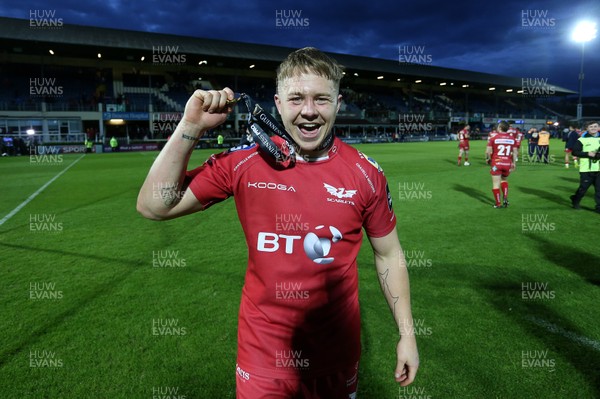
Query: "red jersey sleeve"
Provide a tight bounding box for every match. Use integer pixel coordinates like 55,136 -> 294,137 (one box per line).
185,148 -> 260,210
357,154 -> 396,238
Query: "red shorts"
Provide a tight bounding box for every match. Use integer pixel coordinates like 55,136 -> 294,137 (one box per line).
236,362 -> 359,399
459,141 -> 469,150
490,162 -> 512,177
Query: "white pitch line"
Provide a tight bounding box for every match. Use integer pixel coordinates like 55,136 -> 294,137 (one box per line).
0,154 -> 85,227
526,315 -> 600,352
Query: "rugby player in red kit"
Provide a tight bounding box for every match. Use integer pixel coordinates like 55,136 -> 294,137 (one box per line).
486,121 -> 518,208
137,47 -> 419,398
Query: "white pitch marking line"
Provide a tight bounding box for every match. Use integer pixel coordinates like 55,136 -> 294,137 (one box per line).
0,154 -> 85,227
526,315 -> 600,352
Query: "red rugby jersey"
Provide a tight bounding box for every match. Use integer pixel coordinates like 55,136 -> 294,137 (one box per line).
508,128 -> 523,148
186,137 -> 396,379
489,132 -> 517,166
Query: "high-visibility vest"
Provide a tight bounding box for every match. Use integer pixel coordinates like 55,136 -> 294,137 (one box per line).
537,132 -> 550,146
578,134 -> 600,173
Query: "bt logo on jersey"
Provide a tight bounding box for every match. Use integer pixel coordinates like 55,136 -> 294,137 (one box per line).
303,225 -> 342,264
256,225 -> 343,264
257,233 -> 301,254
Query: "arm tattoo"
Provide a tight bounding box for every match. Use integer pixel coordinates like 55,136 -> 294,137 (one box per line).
181,133 -> 199,141
378,268 -> 399,319
161,188 -> 181,206
156,182 -> 184,207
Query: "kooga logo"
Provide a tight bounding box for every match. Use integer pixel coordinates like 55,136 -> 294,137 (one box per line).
248,182 -> 296,192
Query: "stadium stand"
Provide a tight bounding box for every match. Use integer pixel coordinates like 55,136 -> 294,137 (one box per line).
0,16 -> 591,153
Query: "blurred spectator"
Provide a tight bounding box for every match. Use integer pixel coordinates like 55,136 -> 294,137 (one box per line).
537,127 -> 550,163
527,128 -> 539,161
564,124 -> 581,169
110,136 -> 119,152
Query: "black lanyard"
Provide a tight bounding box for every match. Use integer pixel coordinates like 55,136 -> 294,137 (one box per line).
234,93 -> 334,167
239,93 -> 296,168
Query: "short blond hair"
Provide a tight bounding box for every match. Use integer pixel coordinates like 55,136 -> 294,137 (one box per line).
276,47 -> 344,93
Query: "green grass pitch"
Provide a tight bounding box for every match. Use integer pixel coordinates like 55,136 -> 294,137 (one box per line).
0,139 -> 598,398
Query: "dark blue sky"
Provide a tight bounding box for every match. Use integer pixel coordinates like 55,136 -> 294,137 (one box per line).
3,0 -> 600,96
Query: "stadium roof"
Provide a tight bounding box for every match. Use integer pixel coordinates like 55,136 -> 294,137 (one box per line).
0,16 -> 576,94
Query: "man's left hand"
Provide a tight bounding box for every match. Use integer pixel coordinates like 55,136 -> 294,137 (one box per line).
395,336 -> 419,386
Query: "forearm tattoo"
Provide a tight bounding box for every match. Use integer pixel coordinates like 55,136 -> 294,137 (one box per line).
378,268 -> 399,320
181,133 -> 199,141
